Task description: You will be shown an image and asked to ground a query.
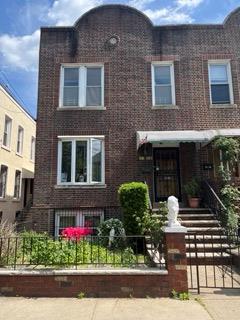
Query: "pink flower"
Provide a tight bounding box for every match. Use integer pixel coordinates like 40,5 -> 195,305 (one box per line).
61,227 -> 92,240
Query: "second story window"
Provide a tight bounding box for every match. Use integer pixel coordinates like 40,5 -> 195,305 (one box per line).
0,165 -> 8,198
152,62 -> 175,106
14,170 -> 21,199
17,126 -> 24,155
30,136 -> 35,161
61,65 -> 104,108
3,116 -> 12,148
208,61 -> 233,105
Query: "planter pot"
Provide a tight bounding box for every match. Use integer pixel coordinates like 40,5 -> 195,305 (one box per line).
188,197 -> 200,208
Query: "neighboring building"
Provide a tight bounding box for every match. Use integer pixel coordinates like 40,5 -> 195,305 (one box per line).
0,84 -> 36,223
32,5 -> 240,235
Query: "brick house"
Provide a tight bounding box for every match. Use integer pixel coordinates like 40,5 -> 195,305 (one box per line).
31,5 -> 240,235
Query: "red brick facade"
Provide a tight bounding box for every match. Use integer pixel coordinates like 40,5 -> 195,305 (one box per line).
33,5 -> 240,232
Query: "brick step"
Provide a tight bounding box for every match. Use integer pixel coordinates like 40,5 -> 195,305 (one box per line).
178,213 -> 215,220
179,208 -> 211,215
181,220 -> 220,228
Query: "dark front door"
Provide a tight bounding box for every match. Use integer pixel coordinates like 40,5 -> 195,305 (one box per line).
154,148 -> 181,202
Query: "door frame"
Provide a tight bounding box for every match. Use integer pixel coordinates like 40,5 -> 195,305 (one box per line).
153,147 -> 181,202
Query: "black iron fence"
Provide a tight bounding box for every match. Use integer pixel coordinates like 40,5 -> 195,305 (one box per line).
0,235 -> 166,270
187,232 -> 240,293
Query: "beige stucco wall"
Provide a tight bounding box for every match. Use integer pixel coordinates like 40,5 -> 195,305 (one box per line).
0,85 -> 36,222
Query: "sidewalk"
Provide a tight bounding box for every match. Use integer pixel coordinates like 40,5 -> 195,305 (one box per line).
0,289 -> 239,320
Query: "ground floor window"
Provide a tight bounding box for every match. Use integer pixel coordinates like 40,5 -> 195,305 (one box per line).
55,209 -> 104,236
57,136 -> 104,185
14,170 -> 21,199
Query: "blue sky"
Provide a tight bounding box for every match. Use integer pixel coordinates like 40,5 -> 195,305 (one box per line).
0,0 -> 239,118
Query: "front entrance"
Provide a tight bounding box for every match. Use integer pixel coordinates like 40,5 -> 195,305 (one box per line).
153,148 -> 181,202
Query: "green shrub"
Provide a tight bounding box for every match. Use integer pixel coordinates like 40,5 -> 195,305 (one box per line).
183,178 -> 200,197
98,218 -> 126,249
220,184 -> 240,234
118,182 -> 149,235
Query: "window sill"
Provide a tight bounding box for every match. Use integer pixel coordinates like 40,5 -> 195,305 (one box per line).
16,152 -> 23,158
54,184 -> 107,189
0,198 -> 7,202
152,105 -> 179,110
57,106 -> 106,111
1,145 -> 11,152
12,198 -> 21,202
209,104 -> 237,109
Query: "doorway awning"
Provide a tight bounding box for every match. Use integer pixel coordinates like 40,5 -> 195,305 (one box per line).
137,129 -> 240,149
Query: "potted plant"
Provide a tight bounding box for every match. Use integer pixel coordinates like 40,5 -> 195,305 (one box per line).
183,178 -> 201,208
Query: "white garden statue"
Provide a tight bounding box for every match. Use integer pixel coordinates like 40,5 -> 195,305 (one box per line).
167,196 -> 181,227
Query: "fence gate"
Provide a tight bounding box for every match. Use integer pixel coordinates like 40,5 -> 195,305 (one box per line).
187,232 -> 240,293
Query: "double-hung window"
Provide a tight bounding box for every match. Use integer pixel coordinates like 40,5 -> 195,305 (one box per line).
152,62 -> 175,106
17,126 -> 24,155
58,136 -> 104,185
0,165 -> 8,198
208,61 -> 233,105
61,65 -> 104,107
14,170 -> 21,199
3,116 -> 12,148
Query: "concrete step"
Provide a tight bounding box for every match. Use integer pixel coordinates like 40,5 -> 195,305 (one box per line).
186,235 -> 228,244
187,252 -> 232,265
186,227 -> 224,235
181,220 -> 220,228
178,213 -> 215,220
186,243 -> 229,253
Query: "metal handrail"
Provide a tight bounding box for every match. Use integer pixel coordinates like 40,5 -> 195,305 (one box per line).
202,180 -> 227,222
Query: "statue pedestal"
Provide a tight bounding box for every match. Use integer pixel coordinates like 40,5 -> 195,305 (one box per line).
163,226 -> 187,233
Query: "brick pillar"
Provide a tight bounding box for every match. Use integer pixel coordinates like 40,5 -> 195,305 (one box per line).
164,227 -> 188,293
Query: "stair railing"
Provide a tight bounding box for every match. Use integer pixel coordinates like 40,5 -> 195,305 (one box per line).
201,180 -> 227,222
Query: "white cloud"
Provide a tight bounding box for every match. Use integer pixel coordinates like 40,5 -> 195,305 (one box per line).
0,30 -> 40,71
176,0 -> 203,8
47,0 -> 102,26
128,0 -> 156,11
144,8 -> 193,23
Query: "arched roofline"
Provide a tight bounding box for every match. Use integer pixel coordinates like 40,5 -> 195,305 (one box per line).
74,4 -> 153,28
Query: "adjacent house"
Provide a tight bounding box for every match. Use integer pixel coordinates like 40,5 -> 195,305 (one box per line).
0,84 -> 36,223
32,5 -> 240,235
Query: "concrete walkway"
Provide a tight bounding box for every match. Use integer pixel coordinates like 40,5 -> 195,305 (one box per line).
0,289 -> 240,320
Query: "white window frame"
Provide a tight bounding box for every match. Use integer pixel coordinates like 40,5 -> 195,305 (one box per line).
16,126 -> 24,155
0,164 -> 8,198
57,136 -> 105,185
208,60 -> 234,105
59,64 -> 104,108
55,209 -> 104,237
30,136 -> 36,161
151,61 -> 176,106
13,169 -> 22,199
2,115 -> 12,149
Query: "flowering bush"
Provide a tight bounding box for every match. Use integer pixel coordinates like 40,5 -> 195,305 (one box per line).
61,227 -> 92,240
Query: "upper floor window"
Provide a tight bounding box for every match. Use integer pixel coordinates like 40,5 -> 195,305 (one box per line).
3,116 -> 12,148
208,61 -> 233,105
0,165 -> 8,198
58,136 -> 104,185
14,170 -> 21,199
152,62 -> 175,106
17,126 -> 24,155
60,65 -> 104,108
30,136 -> 35,161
